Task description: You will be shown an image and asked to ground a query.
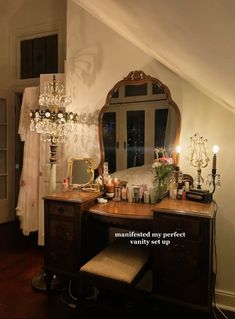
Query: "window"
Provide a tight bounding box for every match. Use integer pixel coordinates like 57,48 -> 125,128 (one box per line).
125,84 -> 147,97
20,34 -> 58,79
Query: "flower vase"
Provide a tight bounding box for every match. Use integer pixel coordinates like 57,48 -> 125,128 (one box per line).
156,179 -> 168,203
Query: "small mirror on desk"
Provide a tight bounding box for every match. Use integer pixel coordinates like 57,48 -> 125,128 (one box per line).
68,158 -> 96,191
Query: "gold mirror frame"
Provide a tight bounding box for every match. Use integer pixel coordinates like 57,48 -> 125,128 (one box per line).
98,70 -> 181,175
68,158 -> 94,188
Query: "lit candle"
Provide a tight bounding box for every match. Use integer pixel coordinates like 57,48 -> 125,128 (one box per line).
176,145 -> 182,167
105,180 -> 114,193
113,177 -> 120,187
212,145 -> 219,170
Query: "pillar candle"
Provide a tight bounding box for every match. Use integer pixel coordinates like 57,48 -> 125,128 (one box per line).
113,177 -> 120,187
106,180 -> 114,193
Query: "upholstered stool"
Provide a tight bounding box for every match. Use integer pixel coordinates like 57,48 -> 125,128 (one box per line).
79,240 -> 150,300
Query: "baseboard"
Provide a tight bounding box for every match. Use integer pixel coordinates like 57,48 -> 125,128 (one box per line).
215,289 -> 235,312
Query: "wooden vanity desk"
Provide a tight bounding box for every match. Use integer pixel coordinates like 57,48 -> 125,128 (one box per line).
43,191 -> 215,312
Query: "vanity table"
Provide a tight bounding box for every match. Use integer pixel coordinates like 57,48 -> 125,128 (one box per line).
43,191 -> 215,312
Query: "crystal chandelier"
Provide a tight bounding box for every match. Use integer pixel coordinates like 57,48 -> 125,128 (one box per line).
30,75 -> 79,143
29,74 -> 78,193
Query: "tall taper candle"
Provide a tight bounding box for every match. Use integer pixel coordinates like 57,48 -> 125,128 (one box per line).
176,145 -> 182,167
212,145 -> 219,170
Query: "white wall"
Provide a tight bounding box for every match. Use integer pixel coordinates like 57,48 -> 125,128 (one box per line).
67,0 -> 235,309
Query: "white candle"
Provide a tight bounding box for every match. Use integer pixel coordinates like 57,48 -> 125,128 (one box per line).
113,177 -> 120,187
176,145 -> 182,166
212,145 -> 219,170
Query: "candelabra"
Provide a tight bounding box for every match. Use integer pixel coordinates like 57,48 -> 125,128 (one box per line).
189,133 -> 210,189
206,145 -> 221,194
30,74 -> 79,193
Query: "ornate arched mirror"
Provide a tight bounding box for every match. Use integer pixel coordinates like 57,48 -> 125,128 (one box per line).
98,70 -> 181,175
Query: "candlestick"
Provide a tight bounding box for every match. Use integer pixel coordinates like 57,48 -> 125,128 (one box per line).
206,144 -> 221,196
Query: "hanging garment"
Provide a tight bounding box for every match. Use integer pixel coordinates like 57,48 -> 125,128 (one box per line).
16,86 -> 40,235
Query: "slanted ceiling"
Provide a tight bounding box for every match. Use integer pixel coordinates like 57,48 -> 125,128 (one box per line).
76,0 -> 235,112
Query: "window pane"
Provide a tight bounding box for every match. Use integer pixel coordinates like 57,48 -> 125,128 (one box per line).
155,109 -> 169,148
32,37 -> 46,77
152,83 -> 165,95
0,151 -> 6,174
0,99 -> 6,123
21,39 -> 33,79
45,34 -> 58,74
127,110 -> 145,168
0,176 -> 7,200
125,84 -> 147,97
0,125 -> 6,148
102,112 -> 116,173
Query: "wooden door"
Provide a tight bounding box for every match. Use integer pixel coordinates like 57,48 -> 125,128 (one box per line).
0,93 -> 15,223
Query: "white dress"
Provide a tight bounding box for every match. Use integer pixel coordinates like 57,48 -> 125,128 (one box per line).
16,87 -> 40,235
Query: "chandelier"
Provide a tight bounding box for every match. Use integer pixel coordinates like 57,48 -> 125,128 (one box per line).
29,74 -> 78,193
30,75 -> 79,143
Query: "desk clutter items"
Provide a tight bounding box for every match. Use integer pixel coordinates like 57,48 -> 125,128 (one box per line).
103,178 -> 158,204
99,136 -> 221,204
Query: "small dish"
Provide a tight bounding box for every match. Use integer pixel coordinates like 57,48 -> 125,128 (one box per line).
97,198 -> 108,203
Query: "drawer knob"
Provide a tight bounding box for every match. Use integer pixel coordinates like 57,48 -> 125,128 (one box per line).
58,207 -> 64,214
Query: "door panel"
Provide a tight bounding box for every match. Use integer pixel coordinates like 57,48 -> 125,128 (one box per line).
0,94 -> 15,223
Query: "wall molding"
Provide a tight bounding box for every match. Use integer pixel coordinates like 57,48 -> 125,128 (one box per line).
215,289 -> 235,312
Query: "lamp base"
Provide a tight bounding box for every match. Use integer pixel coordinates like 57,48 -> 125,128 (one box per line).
186,189 -> 213,203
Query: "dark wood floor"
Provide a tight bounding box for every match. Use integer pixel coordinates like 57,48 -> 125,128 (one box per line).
0,221 -> 234,319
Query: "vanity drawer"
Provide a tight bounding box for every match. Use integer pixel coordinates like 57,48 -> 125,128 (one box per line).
48,203 -> 74,217
158,215 -> 201,239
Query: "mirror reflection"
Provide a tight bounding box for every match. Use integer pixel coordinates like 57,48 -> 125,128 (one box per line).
68,158 -> 94,188
99,71 -> 181,174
